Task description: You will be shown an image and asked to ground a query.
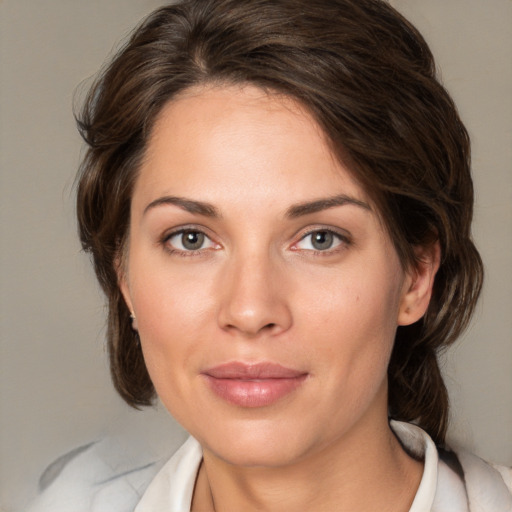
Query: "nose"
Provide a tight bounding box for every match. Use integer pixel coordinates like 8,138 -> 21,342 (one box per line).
217,251 -> 293,338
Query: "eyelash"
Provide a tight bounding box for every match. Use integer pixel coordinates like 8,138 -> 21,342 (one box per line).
160,227 -> 219,257
160,226 -> 351,257
292,228 -> 351,255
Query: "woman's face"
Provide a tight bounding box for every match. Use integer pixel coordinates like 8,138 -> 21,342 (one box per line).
120,85 -> 432,466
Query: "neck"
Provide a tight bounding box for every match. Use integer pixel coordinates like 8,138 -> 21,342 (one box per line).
192,410 -> 423,512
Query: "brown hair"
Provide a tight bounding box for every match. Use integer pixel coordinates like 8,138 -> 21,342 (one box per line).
76,0 -> 483,445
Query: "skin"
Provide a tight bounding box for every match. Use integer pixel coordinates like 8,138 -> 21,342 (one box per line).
119,84 -> 439,512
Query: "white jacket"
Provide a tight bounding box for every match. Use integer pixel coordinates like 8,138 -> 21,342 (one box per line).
26,421 -> 512,512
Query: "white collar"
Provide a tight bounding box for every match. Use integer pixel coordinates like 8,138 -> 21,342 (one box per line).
134,421 -> 454,512
135,436 -> 202,512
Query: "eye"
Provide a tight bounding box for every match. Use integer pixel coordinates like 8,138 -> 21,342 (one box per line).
294,229 -> 347,252
165,229 -> 217,253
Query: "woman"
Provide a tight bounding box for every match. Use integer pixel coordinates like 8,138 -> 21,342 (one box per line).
27,0 -> 511,510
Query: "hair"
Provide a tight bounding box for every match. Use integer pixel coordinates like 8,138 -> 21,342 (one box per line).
76,0 -> 483,445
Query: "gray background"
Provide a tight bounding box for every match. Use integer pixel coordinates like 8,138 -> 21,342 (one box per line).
0,1 -> 511,511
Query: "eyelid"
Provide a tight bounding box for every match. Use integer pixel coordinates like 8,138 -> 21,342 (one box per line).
160,225 -> 221,254
158,224 -> 351,255
290,226 -> 352,252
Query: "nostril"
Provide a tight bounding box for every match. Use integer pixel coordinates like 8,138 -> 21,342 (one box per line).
225,322 -> 277,335
218,292 -> 293,336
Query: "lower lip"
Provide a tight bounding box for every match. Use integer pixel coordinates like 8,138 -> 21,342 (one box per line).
203,375 -> 307,408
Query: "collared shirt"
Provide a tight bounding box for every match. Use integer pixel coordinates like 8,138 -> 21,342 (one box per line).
26,421 -> 512,512
134,421 -> 468,511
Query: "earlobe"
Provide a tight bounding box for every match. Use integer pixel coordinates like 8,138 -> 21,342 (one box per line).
129,312 -> 138,332
398,241 -> 441,326
115,255 -> 137,328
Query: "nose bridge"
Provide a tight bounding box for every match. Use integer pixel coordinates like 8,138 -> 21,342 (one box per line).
217,244 -> 291,336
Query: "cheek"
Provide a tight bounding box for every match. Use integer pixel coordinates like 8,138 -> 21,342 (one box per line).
302,263 -> 402,343
127,261 -> 217,386
130,249 -> 215,328
302,265 -> 402,389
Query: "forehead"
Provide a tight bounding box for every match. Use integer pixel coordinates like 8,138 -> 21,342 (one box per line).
134,84 -> 373,214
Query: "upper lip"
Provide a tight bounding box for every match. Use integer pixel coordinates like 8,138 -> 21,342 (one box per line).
202,362 -> 307,380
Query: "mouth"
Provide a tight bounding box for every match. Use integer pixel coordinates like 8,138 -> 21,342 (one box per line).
201,362 -> 308,408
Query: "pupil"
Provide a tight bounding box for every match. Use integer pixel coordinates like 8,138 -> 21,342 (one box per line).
182,231 -> 204,250
312,231 -> 333,250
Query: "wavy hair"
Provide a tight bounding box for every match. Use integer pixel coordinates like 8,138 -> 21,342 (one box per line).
76,0 -> 483,445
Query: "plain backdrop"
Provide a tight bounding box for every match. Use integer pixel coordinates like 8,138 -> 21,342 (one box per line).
0,1 -> 511,511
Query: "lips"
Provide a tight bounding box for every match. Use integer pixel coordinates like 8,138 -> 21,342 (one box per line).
202,362 -> 308,408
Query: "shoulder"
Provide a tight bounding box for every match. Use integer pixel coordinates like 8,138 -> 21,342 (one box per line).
25,439 -> 170,512
391,420 -> 511,511
435,447 -> 512,511
25,412 -> 189,512
455,449 -> 512,512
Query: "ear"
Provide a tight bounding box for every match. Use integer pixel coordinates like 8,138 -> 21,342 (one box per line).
115,254 -> 138,331
398,241 -> 441,326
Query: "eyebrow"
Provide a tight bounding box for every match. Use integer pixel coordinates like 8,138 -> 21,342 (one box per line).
285,194 -> 371,218
143,196 -> 220,217
143,193 -> 370,219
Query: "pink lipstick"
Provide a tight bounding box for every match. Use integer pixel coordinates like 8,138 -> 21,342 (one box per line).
201,362 -> 307,408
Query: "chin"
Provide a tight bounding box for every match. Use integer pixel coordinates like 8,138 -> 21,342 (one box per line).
195,416 -> 321,468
